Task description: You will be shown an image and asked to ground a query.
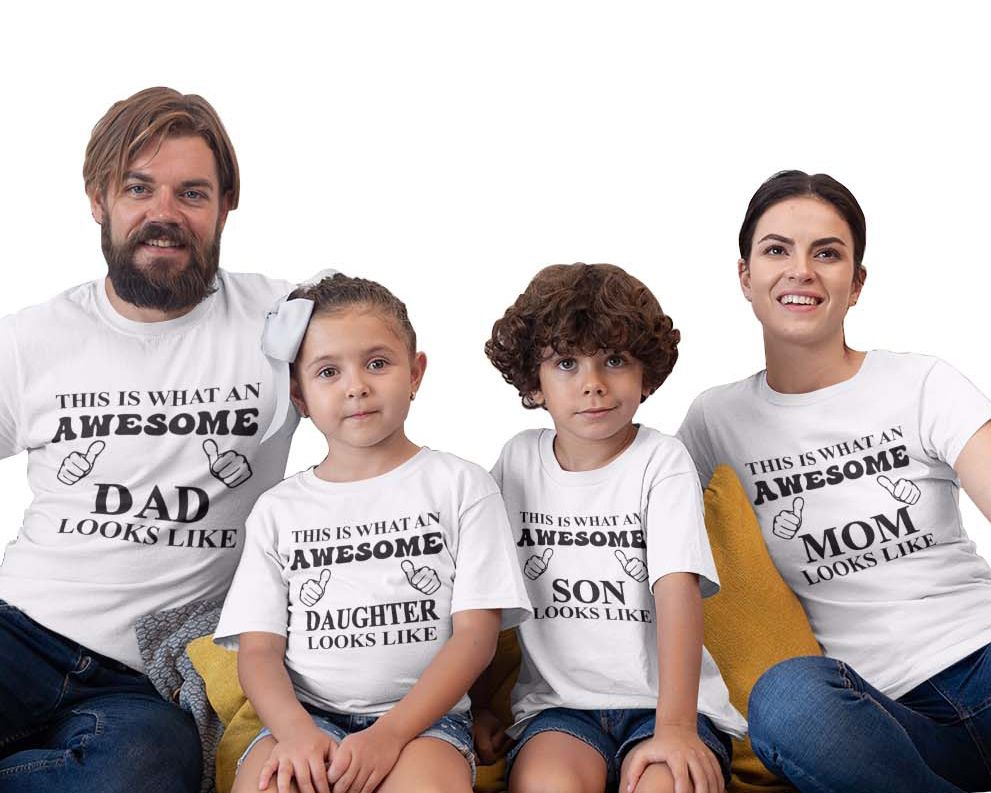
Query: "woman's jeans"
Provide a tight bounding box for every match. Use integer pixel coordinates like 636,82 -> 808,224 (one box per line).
749,646 -> 991,793
0,599 -> 200,793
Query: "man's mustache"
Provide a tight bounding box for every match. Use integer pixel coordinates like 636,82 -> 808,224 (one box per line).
130,222 -> 192,247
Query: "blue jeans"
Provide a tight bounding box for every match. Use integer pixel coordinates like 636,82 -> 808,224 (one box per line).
0,599 -> 200,793
749,647 -> 991,793
241,707 -> 477,783
506,708 -> 732,787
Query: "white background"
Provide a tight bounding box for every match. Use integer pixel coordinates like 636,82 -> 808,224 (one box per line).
1,1 -> 990,559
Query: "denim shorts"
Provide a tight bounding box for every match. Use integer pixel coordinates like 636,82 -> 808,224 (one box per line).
506,708 -> 732,786
239,706 -> 476,783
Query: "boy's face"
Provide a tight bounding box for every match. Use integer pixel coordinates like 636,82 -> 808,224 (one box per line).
532,349 -> 647,446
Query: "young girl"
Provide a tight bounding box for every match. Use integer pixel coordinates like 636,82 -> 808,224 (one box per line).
215,274 -> 531,793
678,171 -> 991,793
478,264 -> 746,793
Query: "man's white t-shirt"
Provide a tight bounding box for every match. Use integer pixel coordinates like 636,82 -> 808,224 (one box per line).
0,271 -> 297,670
492,426 -> 747,739
678,350 -> 991,699
214,448 -> 532,717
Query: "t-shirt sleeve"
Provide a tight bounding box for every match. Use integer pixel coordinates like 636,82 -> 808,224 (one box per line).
451,489 -> 532,629
0,316 -> 25,459
645,469 -> 719,599
676,394 -> 716,487
919,359 -> 991,467
214,503 -> 290,651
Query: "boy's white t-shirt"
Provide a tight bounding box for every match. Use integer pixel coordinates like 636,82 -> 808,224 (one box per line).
0,271 -> 296,670
215,448 -> 532,716
678,350 -> 991,699
492,426 -> 747,739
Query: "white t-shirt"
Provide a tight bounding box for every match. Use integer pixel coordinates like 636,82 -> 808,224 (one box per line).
214,448 -> 532,717
0,271 -> 297,670
678,350 -> 991,699
492,426 -> 747,738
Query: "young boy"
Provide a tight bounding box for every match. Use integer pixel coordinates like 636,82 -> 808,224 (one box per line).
477,263 -> 745,793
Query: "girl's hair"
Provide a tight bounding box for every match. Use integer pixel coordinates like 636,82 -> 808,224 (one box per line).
289,274 -> 417,357
738,170 -> 867,282
485,263 -> 680,409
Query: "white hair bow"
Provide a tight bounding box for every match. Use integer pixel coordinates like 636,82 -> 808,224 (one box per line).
259,269 -> 339,443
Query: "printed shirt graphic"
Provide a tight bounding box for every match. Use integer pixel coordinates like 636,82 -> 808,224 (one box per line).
678,351 -> 991,699
214,449 -> 532,716
0,271 -> 296,670
492,427 -> 747,738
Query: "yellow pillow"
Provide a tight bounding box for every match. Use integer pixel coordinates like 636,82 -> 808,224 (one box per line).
701,465 -> 820,793
186,637 -> 261,793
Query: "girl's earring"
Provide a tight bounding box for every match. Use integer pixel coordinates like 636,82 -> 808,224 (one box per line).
410,391 -> 416,401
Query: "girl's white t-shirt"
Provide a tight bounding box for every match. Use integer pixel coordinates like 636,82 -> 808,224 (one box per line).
678,350 -> 991,699
0,271 -> 296,670
215,448 -> 532,716
492,426 -> 747,738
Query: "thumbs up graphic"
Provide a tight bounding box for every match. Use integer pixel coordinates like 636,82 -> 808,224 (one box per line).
202,439 -> 253,488
877,475 -> 921,505
299,569 -> 331,607
523,548 -> 554,580
772,496 -> 804,540
57,440 -> 106,485
614,549 -> 648,582
401,559 -> 441,595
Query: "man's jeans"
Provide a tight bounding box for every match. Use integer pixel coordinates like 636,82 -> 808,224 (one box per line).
0,598 -> 200,792
749,646 -> 991,793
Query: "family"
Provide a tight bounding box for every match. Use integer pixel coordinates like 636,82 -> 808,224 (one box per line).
1,87 -> 989,793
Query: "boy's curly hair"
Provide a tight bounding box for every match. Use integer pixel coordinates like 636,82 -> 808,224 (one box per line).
485,263 -> 680,409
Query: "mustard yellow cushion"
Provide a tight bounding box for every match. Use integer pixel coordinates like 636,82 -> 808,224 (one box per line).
186,636 -> 261,793
701,465 -> 820,793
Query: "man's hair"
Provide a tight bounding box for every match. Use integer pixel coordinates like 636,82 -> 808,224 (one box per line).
83,87 -> 239,207
289,274 -> 417,358
485,263 -> 680,409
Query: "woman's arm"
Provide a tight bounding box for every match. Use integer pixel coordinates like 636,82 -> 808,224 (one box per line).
955,421 -> 991,522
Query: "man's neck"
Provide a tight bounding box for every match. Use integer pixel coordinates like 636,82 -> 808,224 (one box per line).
103,276 -> 198,323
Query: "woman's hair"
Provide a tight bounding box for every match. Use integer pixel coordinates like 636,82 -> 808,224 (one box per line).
289,273 -> 417,357
738,170 -> 867,282
83,86 -> 239,207
485,263 -> 680,409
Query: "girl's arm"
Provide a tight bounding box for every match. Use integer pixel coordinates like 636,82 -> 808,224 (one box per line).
955,421 -> 991,521
622,573 -> 724,793
238,631 -> 335,793
326,608 -> 501,793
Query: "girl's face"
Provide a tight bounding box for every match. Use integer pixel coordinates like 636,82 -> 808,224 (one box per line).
739,196 -> 864,350
290,307 -> 425,453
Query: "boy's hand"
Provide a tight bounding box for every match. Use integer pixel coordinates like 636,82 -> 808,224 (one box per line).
258,725 -> 336,793
624,725 -> 724,793
472,707 -> 510,764
327,721 -> 404,793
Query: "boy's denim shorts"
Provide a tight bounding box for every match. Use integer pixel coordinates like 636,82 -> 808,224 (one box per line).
239,706 -> 476,783
506,708 -> 732,787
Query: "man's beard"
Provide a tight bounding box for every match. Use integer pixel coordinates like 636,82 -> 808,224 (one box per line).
102,220 -> 221,312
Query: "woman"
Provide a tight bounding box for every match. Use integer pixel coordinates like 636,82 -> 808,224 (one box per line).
677,170 -> 991,793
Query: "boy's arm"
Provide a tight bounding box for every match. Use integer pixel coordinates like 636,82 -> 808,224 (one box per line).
327,608 -> 501,792
238,631 -> 335,793
622,574 -> 724,793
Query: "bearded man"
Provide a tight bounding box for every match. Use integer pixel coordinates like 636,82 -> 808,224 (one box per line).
0,88 -> 296,792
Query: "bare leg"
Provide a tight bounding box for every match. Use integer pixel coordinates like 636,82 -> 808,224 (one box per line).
376,736 -> 473,793
509,731 -> 608,793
